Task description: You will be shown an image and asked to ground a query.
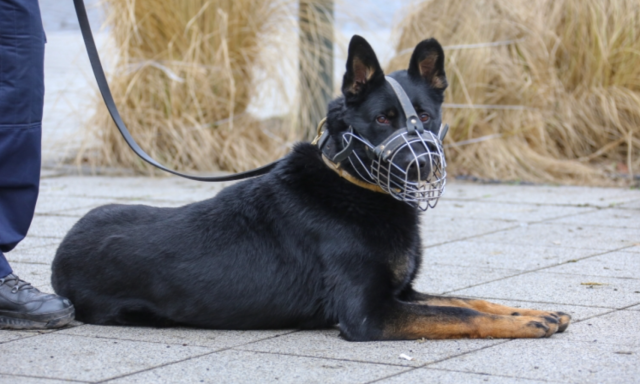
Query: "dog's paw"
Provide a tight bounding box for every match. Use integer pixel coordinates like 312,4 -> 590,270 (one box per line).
474,315 -> 560,339
523,319 -> 553,338
536,315 -> 560,337
510,309 -> 571,334
550,311 -> 571,333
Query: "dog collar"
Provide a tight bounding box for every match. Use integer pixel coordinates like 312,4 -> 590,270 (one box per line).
321,154 -> 388,194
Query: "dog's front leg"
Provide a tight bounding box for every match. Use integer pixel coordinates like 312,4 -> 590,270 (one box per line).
377,301 -> 560,340
399,290 -> 570,333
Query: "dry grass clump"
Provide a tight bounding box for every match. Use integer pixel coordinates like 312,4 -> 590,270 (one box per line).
389,0 -> 640,185
79,0 -> 333,174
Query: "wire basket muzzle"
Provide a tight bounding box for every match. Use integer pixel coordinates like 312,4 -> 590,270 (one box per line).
344,129 -> 447,211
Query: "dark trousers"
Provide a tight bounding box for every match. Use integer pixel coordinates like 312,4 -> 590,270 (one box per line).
0,0 -> 45,277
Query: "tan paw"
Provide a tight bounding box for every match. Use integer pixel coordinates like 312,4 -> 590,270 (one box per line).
551,311 -> 571,333
474,315 -> 559,339
510,309 -> 571,334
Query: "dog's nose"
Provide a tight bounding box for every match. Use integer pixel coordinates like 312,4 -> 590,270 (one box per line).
403,156 -> 431,181
416,157 -> 432,179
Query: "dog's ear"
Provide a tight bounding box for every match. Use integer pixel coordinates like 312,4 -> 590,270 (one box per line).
341,35 -> 385,100
408,38 -> 447,91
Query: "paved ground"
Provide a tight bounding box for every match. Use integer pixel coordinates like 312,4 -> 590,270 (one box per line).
0,176 -> 638,383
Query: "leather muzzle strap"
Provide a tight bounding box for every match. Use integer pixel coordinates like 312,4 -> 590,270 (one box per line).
315,119 -> 386,194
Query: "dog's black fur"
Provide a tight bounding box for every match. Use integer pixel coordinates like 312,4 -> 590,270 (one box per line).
52,36 -> 569,341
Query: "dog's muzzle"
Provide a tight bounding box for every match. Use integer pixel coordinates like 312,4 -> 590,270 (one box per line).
317,77 -> 449,211
344,125 -> 447,210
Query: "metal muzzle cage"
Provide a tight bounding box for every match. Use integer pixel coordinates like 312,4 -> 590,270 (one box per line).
318,76 -> 449,211
342,125 -> 447,211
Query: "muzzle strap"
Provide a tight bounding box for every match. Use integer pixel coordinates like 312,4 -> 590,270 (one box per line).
385,77 -> 422,134
313,119 -> 358,164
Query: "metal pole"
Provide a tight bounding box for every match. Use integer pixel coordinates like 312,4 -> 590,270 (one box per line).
299,0 -> 334,140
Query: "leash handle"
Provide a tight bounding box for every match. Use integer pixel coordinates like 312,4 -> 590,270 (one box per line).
73,0 -> 279,182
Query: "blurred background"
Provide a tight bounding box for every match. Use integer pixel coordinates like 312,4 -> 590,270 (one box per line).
40,0 -> 640,187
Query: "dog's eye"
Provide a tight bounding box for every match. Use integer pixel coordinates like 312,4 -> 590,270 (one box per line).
419,113 -> 430,122
376,115 -> 390,124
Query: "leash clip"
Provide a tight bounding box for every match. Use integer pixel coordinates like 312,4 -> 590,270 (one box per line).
311,118 -> 327,146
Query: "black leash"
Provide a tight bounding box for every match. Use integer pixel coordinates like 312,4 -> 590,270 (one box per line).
73,0 -> 279,182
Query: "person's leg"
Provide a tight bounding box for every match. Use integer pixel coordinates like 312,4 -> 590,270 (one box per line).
0,255 -> 11,278
0,0 -> 44,268
0,0 -> 74,329
0,124 -> 41,277
0,122 -> 40,277
0,123 -> 41,275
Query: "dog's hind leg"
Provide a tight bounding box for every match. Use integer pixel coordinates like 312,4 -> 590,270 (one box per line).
110,300 -> 176,327
401,291 -> 570,333
75,297 -> 175,327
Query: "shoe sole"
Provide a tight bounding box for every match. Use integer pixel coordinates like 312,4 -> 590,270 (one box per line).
0,306 -> 75,330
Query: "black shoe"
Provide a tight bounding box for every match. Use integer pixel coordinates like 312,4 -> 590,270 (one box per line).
0,274 -> 74,330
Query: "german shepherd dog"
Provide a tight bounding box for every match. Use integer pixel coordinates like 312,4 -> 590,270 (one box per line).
52,35 -> 570,340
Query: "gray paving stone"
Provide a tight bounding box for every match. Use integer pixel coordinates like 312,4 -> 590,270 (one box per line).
617,198 -> 640,211
9,237 -> 59,250
35,196 -> 116,216
40,177 -> 173,199
556,309 -> 640,347
413,264 -> 522,295
105,349 -> 407,384
37,210 -> 88,219
423,240 -> 595,271
237,329 -> 502,367
440,183 -> 517,201
421,217 -> 516,247
482,185 -> 640,207
154,186 -> 228,203
452,271 -> 640,308
0,331 -> 38,345
378,368 -> 554,384
27,216 -> 80,239
5,244 -> 59,265
0,333 -> 212,382
546,251 -> 640,279
431,200 -> 592,223
0,374 -> 77,384
58,325 -> 296,349
431,339 -> 640,384
40,176 -> 228,202
470,222 -> 639,250
549,208 -> 640,229
438,183 -> 616,205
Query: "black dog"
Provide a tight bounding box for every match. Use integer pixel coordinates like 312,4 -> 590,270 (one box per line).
52,35 -> 570,340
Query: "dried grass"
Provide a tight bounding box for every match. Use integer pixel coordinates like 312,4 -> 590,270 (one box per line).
389,0 -> 640,186
79,0 -> 334,174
